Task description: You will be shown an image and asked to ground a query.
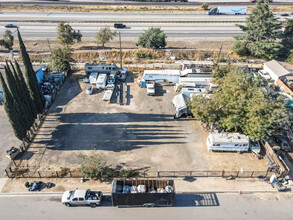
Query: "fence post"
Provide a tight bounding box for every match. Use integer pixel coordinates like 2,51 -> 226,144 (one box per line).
144,171 -> 146,178
222,170 -> 225,177
236,171 -> 240,178
250,171 -> 254,178
38,171 -> 41,178
56,171 -> 59,178
69,170 -> 72,178
157,171 -> 160,178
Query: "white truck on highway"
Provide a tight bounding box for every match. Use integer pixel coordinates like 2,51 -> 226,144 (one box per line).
62,189 -> 103,207
208,7 -> 247,15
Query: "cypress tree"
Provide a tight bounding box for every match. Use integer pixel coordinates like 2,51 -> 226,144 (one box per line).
13,60 -> 37,120
17,29 -> 45,114
0,72 -> 26,140
9,60 -> 35,128
4,63 -> 31,131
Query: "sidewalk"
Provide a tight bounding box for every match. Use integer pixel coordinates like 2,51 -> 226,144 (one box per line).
1,177 -> 291,194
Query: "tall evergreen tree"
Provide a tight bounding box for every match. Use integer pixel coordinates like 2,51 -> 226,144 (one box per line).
0,72 -> 26,140
233,0 -> 283,59
4,63 -> 32,131
17,29 -> 45,114
13,60 -> 37,120
9,60 -> 35,126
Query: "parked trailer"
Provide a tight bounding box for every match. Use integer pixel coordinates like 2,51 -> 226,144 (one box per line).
111,179 -> 175,207
208,7 -> 247,15
206,133 -> 249,152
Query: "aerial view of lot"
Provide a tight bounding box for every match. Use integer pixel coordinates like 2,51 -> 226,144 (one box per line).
17,71 -> 267,173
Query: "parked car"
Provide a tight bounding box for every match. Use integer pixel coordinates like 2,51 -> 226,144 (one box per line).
281,13 -> 289,17
274,135 -> 291,152
86,85 -> 93,95
114,23 -> 126,29
5,24 -> 17,28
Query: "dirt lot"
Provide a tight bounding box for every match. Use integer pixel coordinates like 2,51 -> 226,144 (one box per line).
14,70 -> 267,174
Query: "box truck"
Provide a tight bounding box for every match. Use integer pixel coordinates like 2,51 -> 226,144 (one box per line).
208,7 -> 247,15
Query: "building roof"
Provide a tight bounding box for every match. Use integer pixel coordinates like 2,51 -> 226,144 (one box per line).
264,60 -> 292,78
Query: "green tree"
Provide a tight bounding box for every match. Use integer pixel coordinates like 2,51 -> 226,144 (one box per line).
49,46 -> 74,72
78,153 -> 107,179
189,66 -> 291,140
14,59 -> 37,119
201,3 -> 209,10
136,27 -> 167,49
0,30 -> 14,51
57,22 -> 82,46
233,0 -> 283,59
281,19 -> 293,58
18,29 -> 45,114
0,72 -> 27,140
96,26 -> 117,49
4,62 -> 32,131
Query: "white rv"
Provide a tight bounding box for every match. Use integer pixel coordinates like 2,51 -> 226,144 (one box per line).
206,133 -> 249,152
96,73 -> 107,89
89,72 -> 98,84
85,62 -> 119,74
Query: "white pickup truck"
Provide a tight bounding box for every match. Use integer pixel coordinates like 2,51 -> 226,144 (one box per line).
62,189 -> 102,207
146,81 -> 155,96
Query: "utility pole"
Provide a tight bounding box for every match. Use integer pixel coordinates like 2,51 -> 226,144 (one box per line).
119,32 -> 122,70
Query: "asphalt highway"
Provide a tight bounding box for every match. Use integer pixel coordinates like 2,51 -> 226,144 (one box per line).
0,23 -> 243,39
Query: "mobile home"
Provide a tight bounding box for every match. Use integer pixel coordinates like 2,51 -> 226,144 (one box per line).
85,62 -> 119,74
206,133 -> 249,152
96,73 -> 107,89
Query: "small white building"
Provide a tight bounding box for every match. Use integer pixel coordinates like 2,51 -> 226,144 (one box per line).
176,75 -> 216,91
143,70 -> 181,83
206,133 -> 249,152
263,60 -> 293,84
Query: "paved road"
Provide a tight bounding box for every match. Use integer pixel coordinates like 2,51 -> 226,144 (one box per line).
0,23 -> 243,39
0,11 -> 291,23
0,193 -> 292,220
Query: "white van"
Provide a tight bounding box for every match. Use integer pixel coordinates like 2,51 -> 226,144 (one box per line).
96,73 -> 107,89
206,133 -> 249,152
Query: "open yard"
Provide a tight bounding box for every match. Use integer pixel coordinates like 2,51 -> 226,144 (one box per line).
17,71 -> 267,174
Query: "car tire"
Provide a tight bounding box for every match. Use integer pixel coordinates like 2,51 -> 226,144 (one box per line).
64,203 -> 71,207
90,203 -> 97,207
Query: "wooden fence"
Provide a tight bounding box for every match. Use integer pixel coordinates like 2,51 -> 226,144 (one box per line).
5,168 -> 273,179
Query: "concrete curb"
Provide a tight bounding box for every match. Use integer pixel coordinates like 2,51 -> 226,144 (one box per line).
1,189 -> 290,197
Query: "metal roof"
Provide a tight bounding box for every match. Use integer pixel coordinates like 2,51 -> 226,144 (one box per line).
144,69 -> 181,76
264,60 -> 291,78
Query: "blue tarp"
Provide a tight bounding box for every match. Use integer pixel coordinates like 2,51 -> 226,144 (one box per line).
35,68 -> 44,84
0,91 -> 3,100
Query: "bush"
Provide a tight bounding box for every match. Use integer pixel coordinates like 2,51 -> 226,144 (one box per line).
134,50 -> 156,59
287,50 -> 293,65
232,40 -> 250,56
78,153 -> 107,179
201,3 -> 209,10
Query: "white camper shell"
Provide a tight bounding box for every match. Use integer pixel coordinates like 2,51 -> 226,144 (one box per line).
207,133 -> 249,152
172,94 -> 187,118
89,72 -> 98,84
96,74 -> 107,89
